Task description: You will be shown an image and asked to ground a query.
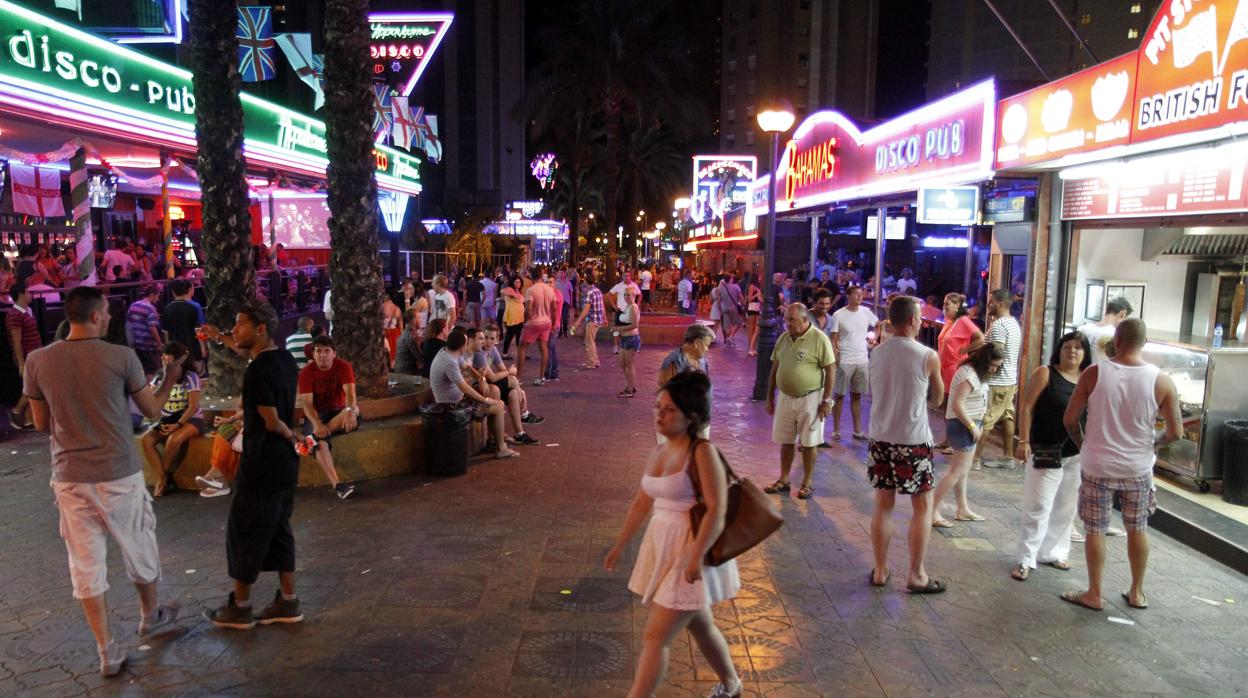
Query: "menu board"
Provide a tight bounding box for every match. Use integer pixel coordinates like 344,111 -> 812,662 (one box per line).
1061,143 -> 1248,220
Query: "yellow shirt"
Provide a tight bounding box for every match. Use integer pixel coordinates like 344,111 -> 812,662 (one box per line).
503,291 -> 525,326
771,324 -> 835,397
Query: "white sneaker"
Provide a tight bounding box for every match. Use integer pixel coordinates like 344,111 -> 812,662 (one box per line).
98,639 -> 127,677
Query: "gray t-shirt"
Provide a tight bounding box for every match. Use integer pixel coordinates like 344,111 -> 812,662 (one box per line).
23,338 -> 148,483
430,348 -> 466,403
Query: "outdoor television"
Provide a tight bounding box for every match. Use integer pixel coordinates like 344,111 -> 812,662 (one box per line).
87,174 -> 117,209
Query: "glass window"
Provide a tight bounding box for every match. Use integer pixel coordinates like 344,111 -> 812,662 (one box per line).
726,134 -> 736,148
798,52 -> 809,69
746,80 -> 755,96
1130,3 -> 1142,13
1127,27 -> 1139,39
725,108 -> 736,124
1080,13 -> 1092,24
747,54 -> 757,71
745,131 -> 755,146
727,59 -> 737,73
746,104 -> 755,117
727,83 -> 736,97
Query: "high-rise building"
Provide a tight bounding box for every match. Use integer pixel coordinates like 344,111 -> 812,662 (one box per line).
719,0 -> 880,164
927,0 -> 1162,100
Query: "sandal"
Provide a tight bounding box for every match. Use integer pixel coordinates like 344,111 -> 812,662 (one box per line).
617,389 -> 636,398
1059,590 -> 1102,611
955,512 -> 986,522
1011,565 -> 1029,581
797,485 -> 813,499
931,517 -> 955,528
869,569 -> 890,587
1046,560 -> 1071,571
763,480 -> 790,494
906,578 -> 946,594
1121,591 -> 1148,609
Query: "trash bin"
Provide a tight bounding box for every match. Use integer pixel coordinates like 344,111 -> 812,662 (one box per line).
1222,420 -> 1248,506
420,403 -> 472,477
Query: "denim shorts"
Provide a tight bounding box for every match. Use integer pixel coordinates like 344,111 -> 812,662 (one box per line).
620,334 -> 641,352
945,418 -> 981,452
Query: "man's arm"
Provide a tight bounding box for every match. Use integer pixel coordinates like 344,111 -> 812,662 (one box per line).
829,331 -> 841,364
765,360 -> 779,414
8,327 -> 24,372
299,392 -> 328,437
257,405 -> 297,445
1154,372 -> 1183,448
341,383 -> 359,430
819,362 -> 835,418
1063,365 -> 1098,449
147,313 -> 163,348
131,361 -> 185,420
455,378 -> 496,405
925,351 -> 945,409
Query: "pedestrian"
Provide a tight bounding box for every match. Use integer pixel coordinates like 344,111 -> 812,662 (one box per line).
571,269 -> 605,369
677,269 -> 695,316
609,271 -> 641,355
973,289 -> 1023,468
544,279 -> 563,382
936,292 -> 983,453
161,279 -> 207,374
125,284 -> 164,375
657,323 -> 713,387
142,342 -> 206,497
763,303 -> 836,500
480,273 -> 498,330
6,281 -> 40,429
197,401 -> 243,499
23,286 -> 184,675
427,274 -> 458,325
1011,331 -> 1091,581
520,267 -> 558,385
616,286 -> 642,398
605,371 -> 742,698
554,269 -> 574,336
465,272 -> 485,327
202,303 -> 306,630
284,316 -> 316,371
1060,319 -> 1182,611
1078,297 -> 1133,365
420,318 -> 451,379
718,274 -> 745,347
866,295 -> 946,593
639,265 -> 653,310
930,342 -> 1004,528
393,309 -> 422,375
829,285 -> 879,442
746,275 -> 763,356
708,276 -> 723,339
501,276 -> 525,358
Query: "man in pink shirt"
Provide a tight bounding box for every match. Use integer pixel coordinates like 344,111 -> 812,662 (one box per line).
519,267 -> 559,385
544,282 -> 563,382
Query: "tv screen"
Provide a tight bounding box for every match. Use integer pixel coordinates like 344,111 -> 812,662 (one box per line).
87,174 -> 117,209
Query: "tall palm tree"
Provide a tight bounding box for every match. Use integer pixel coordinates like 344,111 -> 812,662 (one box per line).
188,0 -> 256,398
323,0 -> 389,396
546,163 -> 605,250
519,0 -> 701,282
614,125 -> 686,265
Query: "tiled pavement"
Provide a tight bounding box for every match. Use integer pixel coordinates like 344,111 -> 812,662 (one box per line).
2,333 -> 1247,696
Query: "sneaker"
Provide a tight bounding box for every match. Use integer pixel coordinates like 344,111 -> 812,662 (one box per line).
546,376 -> 559,382
138,603 -> 181,639
200,486 -> 231,498
98,639 -> 127,677
256,590 -> 304,625
1106,526 -> 1127,537
521,412 -> 545,425
195,475 -> 225,490
513,432 -> 539,445
205,592 -> 255,630
335,483 -> 356,500
532,378 -> 546,386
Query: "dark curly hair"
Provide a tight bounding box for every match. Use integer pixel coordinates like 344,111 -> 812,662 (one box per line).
660,370 -> 712,438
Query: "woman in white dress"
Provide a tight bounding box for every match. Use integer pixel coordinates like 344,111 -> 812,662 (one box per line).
605,371 -> 742,698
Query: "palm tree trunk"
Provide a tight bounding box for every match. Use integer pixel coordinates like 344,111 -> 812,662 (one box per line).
604,107 -> 621,286
567,185 -> 580,264
189,0 -> 255,399
323,0 -> 390,397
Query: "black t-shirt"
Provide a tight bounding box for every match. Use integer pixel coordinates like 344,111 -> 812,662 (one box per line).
420,337 -> 445,378
239,348 -> 300,491
467,279 -> 484,303
162,300 -> 203,359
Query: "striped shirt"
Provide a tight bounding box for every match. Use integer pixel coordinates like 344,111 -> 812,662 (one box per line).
986,314 -> 1022,386
285,331 -> 313,370
583,286 -> 605,325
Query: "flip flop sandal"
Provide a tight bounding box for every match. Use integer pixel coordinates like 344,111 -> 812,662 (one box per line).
1011,565 -> 1029,581
763,480 -> 791,494
931,518 -> 955,528
869,569 -> 890,587
906,579 -> 946,594
1059,590 -> 1102,611
1121,591 -> 1148,609
797,485 -> 814,499
1046,560 -> 1072,571
955,513 -> 986,522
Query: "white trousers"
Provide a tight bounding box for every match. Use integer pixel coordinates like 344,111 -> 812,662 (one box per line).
1016,454 -> 1081,569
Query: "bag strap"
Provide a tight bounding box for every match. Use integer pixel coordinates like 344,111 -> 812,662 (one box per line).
686,438 -> 736,505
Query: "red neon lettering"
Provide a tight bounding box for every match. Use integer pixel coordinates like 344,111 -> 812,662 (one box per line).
784,137 -> 839,205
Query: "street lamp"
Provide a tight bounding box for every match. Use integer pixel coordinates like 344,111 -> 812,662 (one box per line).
752,101 -> 796,401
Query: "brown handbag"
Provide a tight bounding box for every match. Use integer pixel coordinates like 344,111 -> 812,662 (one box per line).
687,439 -> 784,566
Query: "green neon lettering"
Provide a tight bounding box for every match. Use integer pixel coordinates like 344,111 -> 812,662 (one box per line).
9,29 -> 35,68
54,50 -> 75,80
80,60 -> 98,87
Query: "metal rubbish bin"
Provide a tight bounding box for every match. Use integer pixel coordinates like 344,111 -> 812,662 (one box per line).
1222,420 -> 1248,506
420,403 -> 471,477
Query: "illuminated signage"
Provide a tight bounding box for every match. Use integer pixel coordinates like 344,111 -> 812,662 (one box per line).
772,80 -> 996,211
368,13 -> 453,98
917,186 -> 980,225
0,1 -> 421,195
865,215 -> 907,240
691,154 -> 757,224
1060,140 -> 1248,219
996,52 -> 1136,168
508,200 -> 545,218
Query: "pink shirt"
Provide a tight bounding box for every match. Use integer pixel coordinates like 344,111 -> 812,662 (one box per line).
525,282 -> 557,325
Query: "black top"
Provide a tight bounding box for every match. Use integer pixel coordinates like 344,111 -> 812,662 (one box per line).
161,300 -> 203,359
420,337 -> 445,378
1031,365 -> 1080,457
467,280 -> 484,303
239,348 -> 300,491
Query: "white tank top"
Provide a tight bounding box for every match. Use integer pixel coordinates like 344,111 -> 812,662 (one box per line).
868,337 -> 935,445
1081,360 -> 1160,479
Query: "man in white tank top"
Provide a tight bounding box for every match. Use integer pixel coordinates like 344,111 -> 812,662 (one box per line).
1060,319 -> 1182,611
866,296 -> 947,593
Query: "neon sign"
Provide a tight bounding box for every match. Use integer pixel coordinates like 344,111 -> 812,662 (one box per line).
783,138 -> 839,204
691,154 -> 757,224
0,1 -> 421,195
875,120 -> 963,174
367,13 -> 453,98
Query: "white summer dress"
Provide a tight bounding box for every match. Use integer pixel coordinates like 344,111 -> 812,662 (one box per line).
628,469 -> 741,610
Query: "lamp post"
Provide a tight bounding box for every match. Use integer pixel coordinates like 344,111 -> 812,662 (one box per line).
751,103 -> 796,401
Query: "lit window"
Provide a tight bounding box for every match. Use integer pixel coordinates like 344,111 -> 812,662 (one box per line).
726,134 -> 736,148
747,54 -> 757,71
1080,13 -> 1091,24
745,131 -> 755,146
727,83 -> 736,97
1130,3 -> 1142,13
1127,27 -> 1139,39
725,108 -> 736,125
746,104 -> 755,117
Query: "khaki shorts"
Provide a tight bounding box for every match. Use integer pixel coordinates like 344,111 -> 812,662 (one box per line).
834,363 -> 869,396
981,384 -> 1017,431
51,472 -> 160,599
772,391 -> 825,448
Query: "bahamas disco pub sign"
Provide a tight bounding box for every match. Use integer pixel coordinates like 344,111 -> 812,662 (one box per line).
773,79 -> 996,212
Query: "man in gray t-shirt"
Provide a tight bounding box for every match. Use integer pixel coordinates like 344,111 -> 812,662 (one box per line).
428,329 -> 519,459
430,347 -> 467,404
23,287 -> 185,676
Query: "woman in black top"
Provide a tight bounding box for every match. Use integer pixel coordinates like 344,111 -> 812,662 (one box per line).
1010,331 -> 1092,581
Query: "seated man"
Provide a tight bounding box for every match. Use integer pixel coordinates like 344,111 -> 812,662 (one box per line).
429,328 -> 519,460
473,326 -> 539,445
420,318 -> 450,379
296,336 -> 357,500
482,325 -> 544,429
393,308 -> 422,375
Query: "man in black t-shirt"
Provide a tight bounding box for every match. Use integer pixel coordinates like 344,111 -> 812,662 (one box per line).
420,318 -> 450,379
160,279 -> 207,372
466,273 -> 485,327
201,303 -> 304,630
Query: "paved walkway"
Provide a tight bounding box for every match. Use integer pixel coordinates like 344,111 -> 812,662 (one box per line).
1,333 -> 1246,696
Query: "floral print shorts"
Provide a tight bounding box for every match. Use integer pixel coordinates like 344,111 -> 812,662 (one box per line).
867,441 -> 935,494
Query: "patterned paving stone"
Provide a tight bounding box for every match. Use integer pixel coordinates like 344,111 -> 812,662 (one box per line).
513,630 -> 631,679
531,577 -> 633,613
380,573 -> 487,608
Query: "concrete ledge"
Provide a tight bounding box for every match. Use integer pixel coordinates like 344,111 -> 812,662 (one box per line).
1149,487 -> 1248,575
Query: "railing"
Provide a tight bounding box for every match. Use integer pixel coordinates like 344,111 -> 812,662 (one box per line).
380,250 -> 513,281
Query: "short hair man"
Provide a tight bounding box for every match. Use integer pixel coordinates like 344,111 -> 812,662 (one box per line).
296,336 -> 357,500
763,303 -> 836,500
677,271 -> 695,315
24,287 -> 185,674
1060,319 -> 1181,611
285,316 -> 316,371
6,281 -> 41,429
829,285 -> 880,442
428,274 -> 458,325
572,269 -> 605,368
867,296 -> 946,593
429,327 -> 519,459
393,308 -> 422,375
1078,296 -> 1133,365
520,267 -> 560,385
420,318 -> 451,378
162,278 -> 207,372
126,285 -> 164,374
479,324 -> 543,441
974,288 -> 1023,467
201,303 -> 305,630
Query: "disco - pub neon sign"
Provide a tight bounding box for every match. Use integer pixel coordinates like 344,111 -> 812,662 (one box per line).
368,13 -> 453,98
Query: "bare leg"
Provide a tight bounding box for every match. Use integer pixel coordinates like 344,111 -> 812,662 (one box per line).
849,393 -> 863,434
799,445 -> 817,489
930,448 -> 974,522
79,594 -> 112,649
516,341 -> 528,380
1000,417 -> 1016,460
161,425 -> 197,471
140,430 -> 166,494
1071,533 -> 1107,609
506,389 -> 524,434
537,341 -> 549,380
908,492 -> 934,587
870,489 -> 896,582
312,444 -> 340,488
279,571 -> 296,597
687,607 -> 739,687
622,352 -> 636,392
779,443 -> 796,483
233,580 -> 252,605
1125,530 -> 1149,606
831,394 -> 845,435
134,580 -> 157,618
629,605 -> 697,698
490,404 -> 510,455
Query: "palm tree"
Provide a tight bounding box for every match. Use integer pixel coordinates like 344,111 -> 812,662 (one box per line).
188,0 -> 256,398
614,125 -> 686,265
546,163 -> 604,252
323,0 -> 389,396
519,0 -> 701,282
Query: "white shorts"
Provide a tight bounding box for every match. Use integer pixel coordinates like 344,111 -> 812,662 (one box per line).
51,471 -> 161,599
835,363 -> 869,395
772,391 -> 825,448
